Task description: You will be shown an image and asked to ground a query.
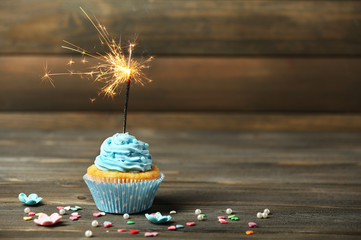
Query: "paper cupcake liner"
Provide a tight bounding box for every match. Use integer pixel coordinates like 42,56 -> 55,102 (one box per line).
83,173 -> 164,214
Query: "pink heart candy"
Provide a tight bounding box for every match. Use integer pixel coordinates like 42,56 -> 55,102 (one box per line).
145,232 -> 159,237
248,222 -> 258,228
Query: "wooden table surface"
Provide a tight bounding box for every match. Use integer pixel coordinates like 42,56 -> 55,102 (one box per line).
1,112 -> 361,239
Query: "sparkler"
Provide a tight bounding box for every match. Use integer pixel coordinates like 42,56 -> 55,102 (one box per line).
42,7 -> 153,133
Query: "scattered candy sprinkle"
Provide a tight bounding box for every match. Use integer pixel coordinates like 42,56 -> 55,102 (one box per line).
70,207 -> 78,211
104,221 -> 112,228
246,230 -> 254,235
145,232 -> 159,237
59,209 -> 66,215
28,212 -> 36,216
99,212 -> 106,216
117,229 -> 126,232
201,214 -> 206,217
71,212 -> 79,216
230,217 -> 239,221
35,213 -> 43,217
170,210 -> 176,214
23,216 -> 32,221
72,214 -> 81,218
186,222 -> 195,226
56,206 -> 64,210
227,215 -> 235,219
168,226 -> 176,230
197,214 -> 204,221
85,230 -> 93,238
195,209 -> 201,215
64,206 -> 71,211
24,207 -> 30,213
93,213 -> 101,217
127,221 -> 135,225
219,220 -> 228,224
130,229 -> 139,234
248,222 -> 258,228
217,216 -> 226,219
176,225 -> 184,229
75,206 -> 82,210
91,220 -> 98,227
69,216 -> 79,221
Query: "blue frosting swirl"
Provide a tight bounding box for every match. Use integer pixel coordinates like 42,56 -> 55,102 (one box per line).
94,133 -> 152,172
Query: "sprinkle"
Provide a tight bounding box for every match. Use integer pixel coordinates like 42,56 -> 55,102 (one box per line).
217,216 -> 226,219
56,206 -> 64,210
226,208 -> 233,215
23,216 -> 32,221
170,210 -> 176,214
69,216 -> 79,221
117,229 -> 126,232
248,222 -> 258,228
145,232 -> 159,237
75,206 -> 82,210
201,214 -> 206,217
176,224 -> 184,229
219,220 -> 228,224
35,212 -> 44,216
104,221 -> 112,228
71,212 -> 79,216
72,214 -> 81,218
28,212 -> 36,216
230,217 -> 239,221
99,212 -> 106,216
246,230 -> 254,235
64,206 -> 71,211
130,229 -> 139,234
70,207 -> 78,211
168,226 -> 176,230
127,221 -> 135,225
227,215 -> 235,219
186,222 -> 195,226
93,213 -> 101,217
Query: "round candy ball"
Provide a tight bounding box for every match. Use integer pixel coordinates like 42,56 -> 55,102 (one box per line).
85,230 -> 93,238
226,208 -> 232,215
123,213 -> 130,219
257,212 -> 263,219
91,220 -> 98,227
197,214 -> 204,221
59,209 -> 66,215
195,209 -> 201,215
24,207 -> 31,214
262,212 -> 268,219
264,208 -> 270,214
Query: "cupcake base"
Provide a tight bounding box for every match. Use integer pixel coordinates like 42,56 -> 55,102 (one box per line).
83,173 -> 164,214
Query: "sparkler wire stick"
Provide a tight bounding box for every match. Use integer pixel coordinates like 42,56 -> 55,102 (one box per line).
123,44 -> 134,133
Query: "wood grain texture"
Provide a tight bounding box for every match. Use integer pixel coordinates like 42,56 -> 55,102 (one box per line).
0,113 -> 361,239
1,56 -> 361,112
0,0 -> 360,55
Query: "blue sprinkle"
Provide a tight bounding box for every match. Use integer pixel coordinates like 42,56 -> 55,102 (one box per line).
70,207 -> 78,211
176,225 -> 184,229
104,221 -> 112,224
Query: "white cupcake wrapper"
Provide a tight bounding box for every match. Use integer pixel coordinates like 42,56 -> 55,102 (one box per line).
83,173 -> 164,214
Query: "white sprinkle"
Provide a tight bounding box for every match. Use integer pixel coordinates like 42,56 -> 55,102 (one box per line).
64,206 -> 70,211
99,212 -> 106,216
59,209 -> 66,215
123,213 -> 129,219
71,212 -> 78,216
24,207 -> 30,214
262,212 -> 268,219
170,210 -> 177,214
226,208 -> 232,215
257,212 -> 263,219
197,214 -> 204,221
264,208 -> 270,214
195,209 -> 201,215
85,230 -> 93,238
91,220 -> 98,227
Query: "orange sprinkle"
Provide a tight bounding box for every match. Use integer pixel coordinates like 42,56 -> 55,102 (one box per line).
245,230 -> 254,235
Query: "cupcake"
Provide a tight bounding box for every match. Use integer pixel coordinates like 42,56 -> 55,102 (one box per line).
83,133 -> 164,214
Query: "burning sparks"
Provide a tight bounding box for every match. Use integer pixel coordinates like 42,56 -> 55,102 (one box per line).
43,7 -> 153,98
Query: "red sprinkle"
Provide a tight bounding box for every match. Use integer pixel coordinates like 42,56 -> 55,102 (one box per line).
220,220 -> 228,224
168,226 -> 176,230
217,216 -> 226,219
93,213 -> 101,217
130,229 -> 139,234
56,206 -> 64,210
104,222 -> 112,228
186,222 -> 195,226
28,212 -> 36,216
117,229 -> 126,232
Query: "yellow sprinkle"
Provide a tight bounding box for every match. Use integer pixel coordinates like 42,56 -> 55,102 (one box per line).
245,230 -> 254,235
23,216 -> 32,221
35,213 -> 43,216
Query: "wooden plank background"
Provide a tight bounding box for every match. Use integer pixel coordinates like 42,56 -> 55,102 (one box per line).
0,0 -> 360,111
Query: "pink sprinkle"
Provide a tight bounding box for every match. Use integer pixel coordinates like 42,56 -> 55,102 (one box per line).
186,222 -> 195,226
93,213 -> 101,217
217,216 -> 226,219
220,220 -> 228,224
104,222 -> 112,228
72,214 -> 81,218
117,229 -> 126,232
145,232 -> 159,237
248,222 -> 258,228
28,212 -> 36,216
69,216 -> 79,221
56,206 -> 64,210
168,226 -> 176,230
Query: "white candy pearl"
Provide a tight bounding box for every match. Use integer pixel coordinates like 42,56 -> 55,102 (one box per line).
123,213 -> 130,219
226,208 -> 232,215
264,208 -> 270,214
195,209 -> 201,215
24,207 -> 30,213
59,209 -> 66,215
262,212 -> 268,218
197,214 -> 204,221
257,212 -> 263,219
91,220 -> 98,227
85,230 -> 93,238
